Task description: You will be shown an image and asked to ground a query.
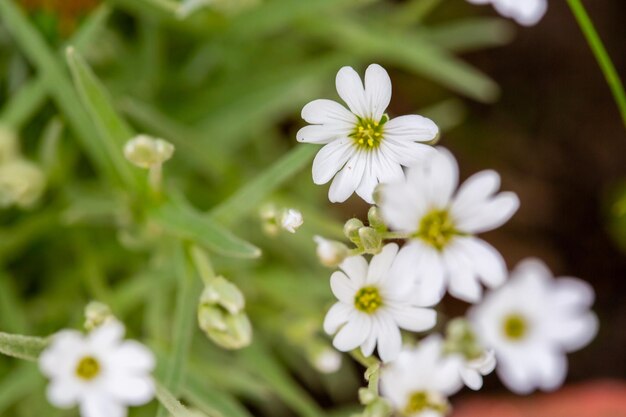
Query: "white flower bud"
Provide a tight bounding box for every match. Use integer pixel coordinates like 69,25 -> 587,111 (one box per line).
123,134 -> 174,169
358,227 -> 382,254
0,159 -> 46,208
313,236 -> 349,267
312,347 -> 342,374
344,218 -> 364,241
367,206 -> 385,231
281,209 -> 303,233
84,301 -> 114,331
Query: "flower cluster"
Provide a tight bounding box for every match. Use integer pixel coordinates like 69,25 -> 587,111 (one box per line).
300,64 -> 598,417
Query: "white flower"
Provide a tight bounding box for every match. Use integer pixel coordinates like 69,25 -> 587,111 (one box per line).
123,134 -> 174,169
469,259 -> 598,394
39,321 -> 156,417
297,64 -> 439,204
380,336 -> 462,417
467,0 -> 547,26
458,349 -> 496,391
281,209 -> 304,233
378,147 -> 519,303
312,347 -> 343,374
323,243 -> 436,362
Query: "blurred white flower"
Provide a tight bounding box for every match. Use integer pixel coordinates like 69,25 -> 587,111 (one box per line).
380,336 -> 462,417
314,236 -> 349,267
469,259 -> 598,394
378,147 -> 519,303
458,349 -> 496,391
0,159 -> 46,208
123,134 -> 174,169
323,244 -> 436,362
467,0 -> 547,26
297,64 -> 439,203
281,209 -> 303,233
39,321 -> 155,417
312,347 -> 343,374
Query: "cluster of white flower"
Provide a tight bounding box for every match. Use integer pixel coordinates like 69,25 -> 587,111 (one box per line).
300,64 -> 597,417
467,0 -> 547,26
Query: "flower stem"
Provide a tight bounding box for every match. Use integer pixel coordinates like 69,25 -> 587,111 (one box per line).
567,0 -> 626,130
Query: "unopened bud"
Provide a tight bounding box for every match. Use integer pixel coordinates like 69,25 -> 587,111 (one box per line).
0,125 -> 19,164
0,159 -> 46,208
281,209 -> 303,233
123,134 -> 174,169
84,301 -> 114,331
201,276 -> 245,314
444,318 -> 482,360
344,218 -> 364,241
367,207 -> 386,231
363,398 -> 392,417
358,227 -> 382,254
310,345 -> 342,374
314,236 -> 349,267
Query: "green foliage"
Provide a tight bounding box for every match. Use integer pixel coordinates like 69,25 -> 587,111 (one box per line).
0,0 -> 516,416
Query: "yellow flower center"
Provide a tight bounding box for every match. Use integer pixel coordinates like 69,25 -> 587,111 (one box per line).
354,286 -> 382,314
404,391 -> 448,416
417,209 -> 457,251
502,314 -> 528,341
75,356 -> 101,380
351,118 -> 385,150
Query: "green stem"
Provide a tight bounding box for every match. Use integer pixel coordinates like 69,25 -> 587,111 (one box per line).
567,0 -> 626,130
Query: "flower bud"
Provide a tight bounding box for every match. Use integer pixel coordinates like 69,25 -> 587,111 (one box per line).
363,398 -> 392,417
358,227 -> 382,254
84,301 -> 114,331
367,207 -> 386,231
310,345 -> 342,374
0,159 -> 46,208
443,318 -> 483,360
201,276 -> 245,314
123,134 -> 174,169
0,125 -> 19,164
281,209 -> 303,233
344,218 -> 364,241
314,236 -> 349,267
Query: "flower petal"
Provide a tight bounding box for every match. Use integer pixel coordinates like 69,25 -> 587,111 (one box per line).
364,64 -> 391,121
453,191 -> 520,234
444,244 -> 482,303
456,237 -> 507,288
366,243 -> 398,285
328,152 -> 367,203
388,305 -> 436,332
301,99 -> 357,125
80,393 -> 126,417
339,255 -> 369,286
110,341 -> 156,373
384,115 -> 438,143
88,321 -> 125,351
493,0 -> 547,26
333,314 -> 371,352
397,242 -> 446,306
375,313 -> 402,362
105,373 -> 155,406
452,170 -> 501,214
296,124 -> 352,144
311,138 -> 354,185
331,271 -> 356,304
323,303 -> 352,335
336,66 -> 368,118
423,147 -> 458,207
46,378 -> 81,408
380,139 -> 436,167
460,367 -> 484,391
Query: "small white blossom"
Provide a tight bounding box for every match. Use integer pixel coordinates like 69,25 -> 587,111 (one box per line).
281,209 -> 304,233
123,134 -> 174,169
312,347 -> 343,374
39,321 -> 155,417
297,64 -> 439,203
458,349 -> 496,391
323,244 -> 436,362
469,259 -> 598,394
380,336 -> 462,417
467,0 -> 547,26
378,147 -> 519,303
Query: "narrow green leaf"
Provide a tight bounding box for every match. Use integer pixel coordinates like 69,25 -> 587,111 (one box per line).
155,381 -> 218,417
0,333 -> 48,362
421,18 -> 515,53
184,379 -> 254,417
0,364 -> 41,415
66,47 -> 143,191
151,200 -> 261,259
210,146 -> 317,225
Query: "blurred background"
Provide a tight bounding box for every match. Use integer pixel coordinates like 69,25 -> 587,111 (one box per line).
0,0 -> 625,416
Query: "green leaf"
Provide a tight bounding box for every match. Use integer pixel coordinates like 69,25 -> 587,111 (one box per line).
151,200 -> 261,259
210,146 -> 318,226
66,47 -> 143,192
0,333 -> 48,362
0,364 -> 42,415
155,381 -> 219,417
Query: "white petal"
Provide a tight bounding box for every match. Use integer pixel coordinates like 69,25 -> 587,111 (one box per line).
110,341 -> 156,373
328,152 -> 367,203
40,331 -> 84,377
460,367 -> 484,391
375,314 -> 402,363
388,306 -> 436,332
373,150 -> 405,184
105,374 -> 155,406
553,278 -> 595,309
497,355 -> 536,395
331,271 -> 357,304
380,138 -> 436,167
297,124 -> 352,144
456,237 -> 507,288
454,191 -> 520,234
80,394 -> 127,417
301,99 -> 357,125
323,303 -> 352,335
335,66 -> 368,118
532,346 -> 568,392
377,181 -> 423,233
361,332 -> 377,357
547,312 -> 598,352
444,245 -> 482,303
494,0 -> 547,26
333,315 -> 371,352
46,379 -> 81,408
401,242 -> 447,306
311,138 -> 354,185
452,170 -> 501,214
355,152 -> 378,204
384,115 -> 439,143
364,64 -> 391,121
339,255 -> 369,286
424,147 -> 458,207
366,243 -> 398,285
88,321 -> 125,350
